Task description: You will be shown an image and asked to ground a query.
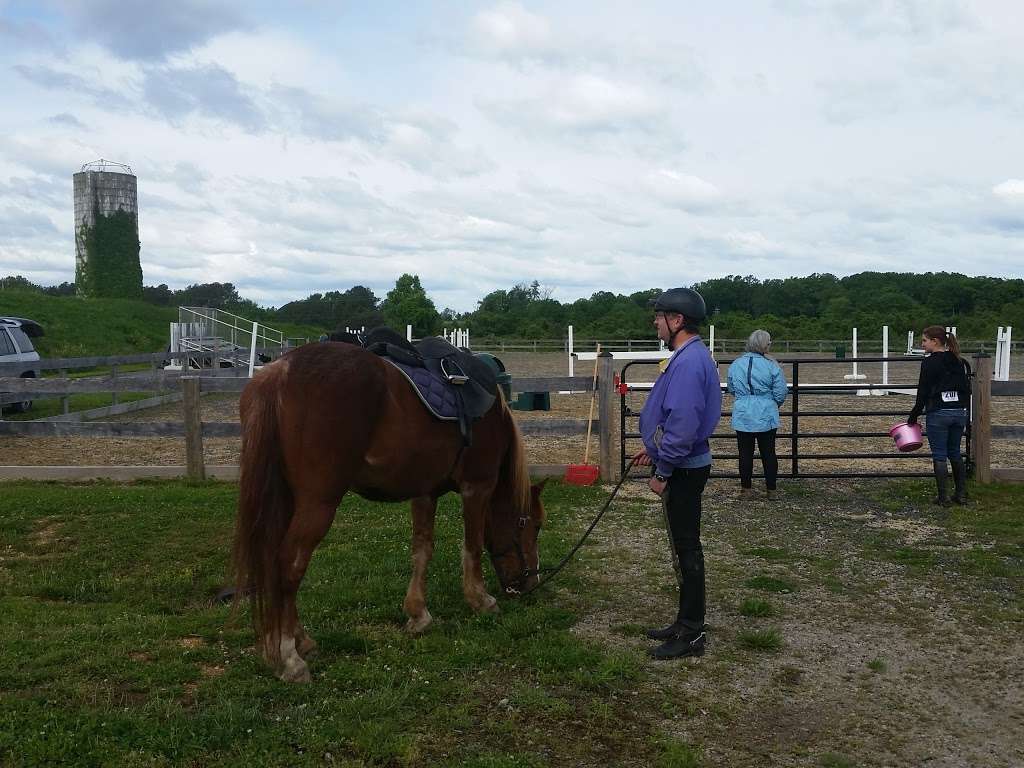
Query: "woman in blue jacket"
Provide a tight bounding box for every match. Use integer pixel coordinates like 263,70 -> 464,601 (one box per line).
727,330 -> 788,498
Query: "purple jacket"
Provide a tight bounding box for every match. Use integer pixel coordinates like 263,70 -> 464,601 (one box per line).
639,336 -> 723,477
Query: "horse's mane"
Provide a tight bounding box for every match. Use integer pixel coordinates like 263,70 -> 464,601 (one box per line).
498,389 -> 531,514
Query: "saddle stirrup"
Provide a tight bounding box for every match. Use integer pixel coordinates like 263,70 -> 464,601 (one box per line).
440,358 -> 469,385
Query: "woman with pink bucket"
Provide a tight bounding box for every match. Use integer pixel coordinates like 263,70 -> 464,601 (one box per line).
902,326 -> 972,507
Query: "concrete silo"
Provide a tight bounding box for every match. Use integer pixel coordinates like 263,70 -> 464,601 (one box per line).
73,159 -> 143,298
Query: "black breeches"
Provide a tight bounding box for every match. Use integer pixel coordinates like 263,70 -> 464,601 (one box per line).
665,465 -> 711,632
736,429 -> 778,490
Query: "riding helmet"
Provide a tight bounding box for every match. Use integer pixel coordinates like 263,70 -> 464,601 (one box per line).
650,287 -> 707,322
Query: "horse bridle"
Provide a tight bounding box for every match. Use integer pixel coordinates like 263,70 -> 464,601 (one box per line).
489,514 -> 541,595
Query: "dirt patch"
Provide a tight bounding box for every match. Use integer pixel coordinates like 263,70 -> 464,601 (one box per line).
563,477 -> 1024,767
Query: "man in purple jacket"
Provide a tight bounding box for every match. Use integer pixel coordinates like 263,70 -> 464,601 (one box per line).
634,286 -> 722,659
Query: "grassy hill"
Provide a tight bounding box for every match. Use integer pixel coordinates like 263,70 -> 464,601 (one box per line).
0,290 -> 322,358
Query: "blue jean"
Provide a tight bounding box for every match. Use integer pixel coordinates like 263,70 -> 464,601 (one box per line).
925,409 -> 967,460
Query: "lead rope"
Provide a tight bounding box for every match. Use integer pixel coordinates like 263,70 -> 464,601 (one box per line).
517,456 -> 640,597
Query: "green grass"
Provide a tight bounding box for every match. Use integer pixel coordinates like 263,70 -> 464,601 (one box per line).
743,546 -> 797,562
3,392 -> 155,420
867,658 -> 887,673
654,738 -> 703,768
865,480 -> 1024,596
736,628 -> 783,652
0,289 -> 323,358
0,479 -> 669,767
739,597 -> 776,617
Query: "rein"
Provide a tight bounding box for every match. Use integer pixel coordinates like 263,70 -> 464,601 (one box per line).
506,457 -> 640,597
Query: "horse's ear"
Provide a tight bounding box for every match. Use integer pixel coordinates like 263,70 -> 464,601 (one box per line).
532,478 -> 548,496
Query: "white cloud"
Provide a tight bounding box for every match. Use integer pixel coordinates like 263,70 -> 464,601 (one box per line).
2,3 -> 1023,309
469,3 -> 553,60
993,179 -> 1024,198
645,170 -> 723,211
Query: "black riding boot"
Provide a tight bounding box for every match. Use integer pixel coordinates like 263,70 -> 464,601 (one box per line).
646,582 -> 684,640
932,459 -> 952,507
950,458 -> 969,505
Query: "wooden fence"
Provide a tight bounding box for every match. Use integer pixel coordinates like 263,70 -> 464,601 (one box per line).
2,352 -> 1021,484
0,353 -> 618,482
971,354 -> 1024,483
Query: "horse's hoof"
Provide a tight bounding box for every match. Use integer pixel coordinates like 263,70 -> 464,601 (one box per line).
278,660 -> 311,683
404,610 -> 433,635
296,634 -> 319,661
476,594 -> 499,614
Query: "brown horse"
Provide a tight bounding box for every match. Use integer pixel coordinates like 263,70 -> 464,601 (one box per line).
232,342 -> 545,682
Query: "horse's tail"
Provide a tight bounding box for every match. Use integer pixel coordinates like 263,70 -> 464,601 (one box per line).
497,389 -> 530,514
232,371 -> 292,660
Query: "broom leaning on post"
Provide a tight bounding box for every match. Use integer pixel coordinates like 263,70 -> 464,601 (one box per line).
565,344 -> 601,486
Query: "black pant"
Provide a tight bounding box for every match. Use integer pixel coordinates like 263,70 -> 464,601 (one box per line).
736,429 -> 778,490
665,465 -> 711,633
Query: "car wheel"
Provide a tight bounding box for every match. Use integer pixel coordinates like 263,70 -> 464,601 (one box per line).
9,398 -> 32,414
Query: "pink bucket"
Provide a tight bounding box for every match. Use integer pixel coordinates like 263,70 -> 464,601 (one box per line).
889,422 -> 923,452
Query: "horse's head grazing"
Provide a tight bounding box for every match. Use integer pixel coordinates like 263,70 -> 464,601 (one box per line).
487,479 -> 547,596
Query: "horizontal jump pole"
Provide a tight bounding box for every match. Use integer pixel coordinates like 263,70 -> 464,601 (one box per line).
517,419 -> 595,436
512,376 -> 595,392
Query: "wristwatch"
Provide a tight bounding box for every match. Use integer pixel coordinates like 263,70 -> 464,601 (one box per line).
654,473 -> 668,483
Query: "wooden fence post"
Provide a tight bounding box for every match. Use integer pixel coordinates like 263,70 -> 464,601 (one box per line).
59,368 -> 69,415
182,377 -> 205,481
597,351 -> 615,481
971,354 -> 992,484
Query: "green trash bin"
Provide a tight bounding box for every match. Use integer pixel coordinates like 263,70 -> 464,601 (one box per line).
474,352 -> 512,402
835,344 -> 846,359
512,392 -> 550,411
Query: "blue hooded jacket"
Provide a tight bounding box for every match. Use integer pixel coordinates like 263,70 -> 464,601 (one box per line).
727,352 -> 788,432
639,336 -> 723,477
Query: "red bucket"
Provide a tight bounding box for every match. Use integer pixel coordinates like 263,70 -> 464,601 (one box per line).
564,464 -> 600,486
889,422 -> 923,452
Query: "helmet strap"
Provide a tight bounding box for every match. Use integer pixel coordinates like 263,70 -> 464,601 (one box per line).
667,315 -> 686,350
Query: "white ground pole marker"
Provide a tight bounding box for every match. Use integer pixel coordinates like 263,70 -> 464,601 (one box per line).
907,330 -> 914,354
709,324 -> 715,360
879,325 -> 889,395
853,327 -> 858,378
567,325 -> 574,377
844,327 -> 869,395
996,326 -> 1013,381
407,324 -> 413,342
248,321 -> 259,378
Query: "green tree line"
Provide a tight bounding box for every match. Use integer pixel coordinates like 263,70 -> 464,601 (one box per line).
4,271 -> 1022,340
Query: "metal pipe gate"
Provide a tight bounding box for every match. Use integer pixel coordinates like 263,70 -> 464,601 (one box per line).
619,356 -> 973,480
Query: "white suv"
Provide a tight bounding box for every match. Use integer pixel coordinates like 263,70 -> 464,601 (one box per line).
0,316 -> 43,413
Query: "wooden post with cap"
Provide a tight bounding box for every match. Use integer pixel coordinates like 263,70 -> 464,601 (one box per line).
182,376 -> 205,481
970,353 -> 992,484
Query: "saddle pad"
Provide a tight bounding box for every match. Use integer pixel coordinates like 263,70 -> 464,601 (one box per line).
385,358 -> 460,421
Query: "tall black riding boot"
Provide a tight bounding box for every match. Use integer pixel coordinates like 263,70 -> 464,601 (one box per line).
646,582 -> 685,640
950,458 -> 969,505
932,459 -> 951,507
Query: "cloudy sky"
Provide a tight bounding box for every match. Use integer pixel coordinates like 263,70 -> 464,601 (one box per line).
1,1 -> 1022,311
